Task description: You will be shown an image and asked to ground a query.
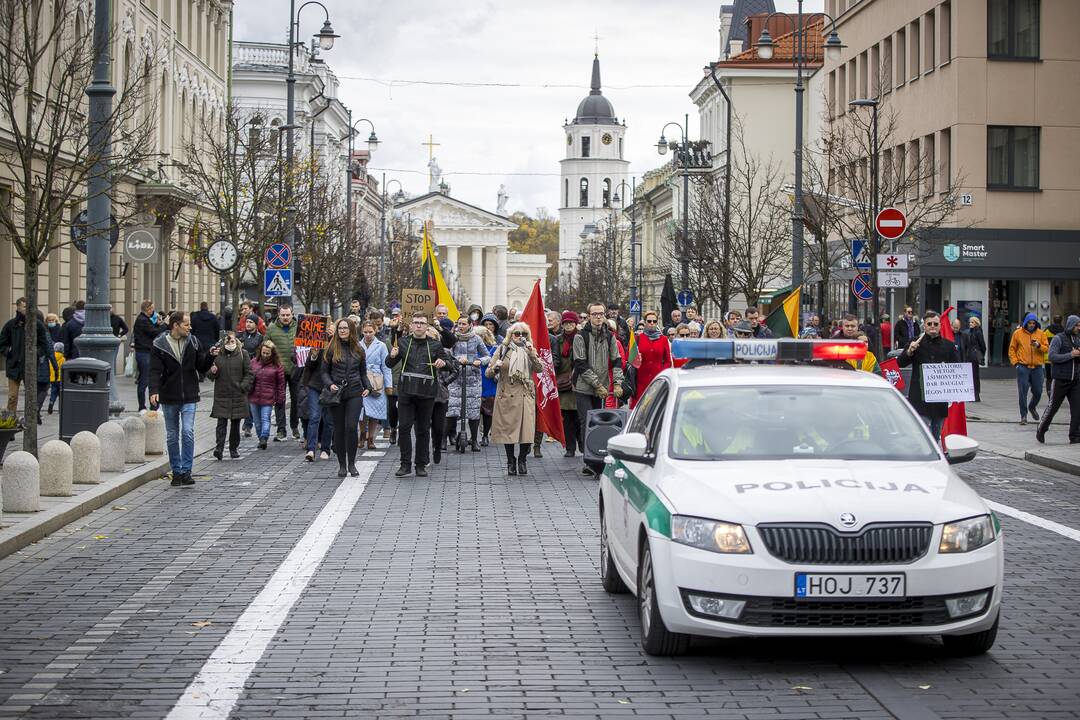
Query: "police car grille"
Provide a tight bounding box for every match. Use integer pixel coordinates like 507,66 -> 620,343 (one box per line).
758,524 -> 933,564
737,596 -> 952,628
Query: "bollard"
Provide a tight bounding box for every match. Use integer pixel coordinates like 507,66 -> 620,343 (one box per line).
39,440 -> 74,497
97,421 -> 126,473
122,416 -> 146,464
1,451 -> 41,512
71,431 -> 102,485
143,410 -> 165,455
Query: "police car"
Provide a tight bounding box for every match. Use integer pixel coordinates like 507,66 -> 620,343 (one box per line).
599,338 -> 1002,656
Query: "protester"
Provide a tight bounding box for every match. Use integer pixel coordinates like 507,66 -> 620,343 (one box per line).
604,319 -> 629,409
149,312 -> 217,486
487,321 -> 542,475
1009,312 -> 1048,425
491,304 -> 510,336
965,316 -> 987,402
1037,315 -> 1080,444
476,325 -> 500,447
573,302 -> 625,476
300,324 -> 335,461
60,300 -> 86,359
606,304 -> 630,346
631,311 -> 673,409
675,324 -> 691,339
387,312 -> 450,477
895,306 -> 921,349
481,313 -> 503,344
368,309 -> 390,343
840,314 -> 881,373
0,298 -> 53,414
190,301 -> 220,351
466,304 -> 484,326
208,332 -> 253,460
28,313 -> 58,422
265,305 -> 299,441
360,321 -> 393,451
724,310 -> 742,331
248,341 -> 285,451
880,313 -> 892,350
429,324 -> 458,464
687,321 -> 702,339
555,311 -> 580,457
446,315 -> 488,452
350,299 -> 362,317
319,318 -> 372,477
897,310 -> 959,438
665,308 -> 683,331
703,320 -> 725,339
745,306 -> 773,338
236,301 -> 266,334
237,315 -> 263,356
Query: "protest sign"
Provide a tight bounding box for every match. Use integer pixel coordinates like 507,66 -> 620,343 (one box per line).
922,363 -> 975,403
295,314 -> 330,349
401,288 -> 438,318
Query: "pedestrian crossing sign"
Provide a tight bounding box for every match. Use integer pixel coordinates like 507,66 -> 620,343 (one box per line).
264,268 -> 292,297
852,239 -> 872,270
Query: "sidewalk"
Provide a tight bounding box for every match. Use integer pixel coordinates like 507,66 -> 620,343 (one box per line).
964,378 -> 1080,477
0,377 -> 220,557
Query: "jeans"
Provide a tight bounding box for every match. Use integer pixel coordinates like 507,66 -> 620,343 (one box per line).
49,381 -> 60,408
161,402 -> 197,474
397,394 -> 435,468
305,387 -> 325,452
135,351 -> 152,410
250,403 -> 273,440
919,414 -> 945,441
275,373 -> 300,434
1016,365 -> 1045,418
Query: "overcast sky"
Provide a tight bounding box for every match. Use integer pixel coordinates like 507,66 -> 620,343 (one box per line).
233,0 -> 823,217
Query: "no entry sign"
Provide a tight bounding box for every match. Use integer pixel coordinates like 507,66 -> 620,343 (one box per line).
875,208 -> 907,241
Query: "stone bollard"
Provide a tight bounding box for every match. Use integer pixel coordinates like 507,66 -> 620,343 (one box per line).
1,451 -> 40,512
39,440 -> 74,497
143,410 -> 165,455
97,421 -> 126,473
122,416 -> 146,464
71,431 -> 102,485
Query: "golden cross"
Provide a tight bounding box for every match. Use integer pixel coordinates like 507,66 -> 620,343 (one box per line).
422,133 -> 441,186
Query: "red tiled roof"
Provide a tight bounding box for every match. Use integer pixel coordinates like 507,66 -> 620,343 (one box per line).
718,13 -> 825,68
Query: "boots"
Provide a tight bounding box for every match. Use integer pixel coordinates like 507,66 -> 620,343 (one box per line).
518,444 -> 530,475
389,428 -> 398,445
366,419 -> 379,449
505,444 -> 518,475
469,420 -> 481,452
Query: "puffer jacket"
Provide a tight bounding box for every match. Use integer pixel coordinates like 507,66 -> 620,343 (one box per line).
446,331 -> 489,419
1048,315 -> 1080,382
265,320 -> 298,374
248,358 -> 285,406
319,346 -> 372,399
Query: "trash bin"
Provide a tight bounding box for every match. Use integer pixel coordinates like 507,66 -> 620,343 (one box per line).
60,357 -> 111,442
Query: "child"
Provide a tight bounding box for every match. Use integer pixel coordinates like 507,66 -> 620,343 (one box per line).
48,342 -> 64,414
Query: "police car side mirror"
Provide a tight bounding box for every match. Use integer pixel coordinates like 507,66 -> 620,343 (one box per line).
608,432 -> 651,465
944,434 -> 979,465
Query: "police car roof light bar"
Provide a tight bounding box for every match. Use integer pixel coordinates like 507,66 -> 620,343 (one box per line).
774,339 -> 867,362
671,338 -> 735,361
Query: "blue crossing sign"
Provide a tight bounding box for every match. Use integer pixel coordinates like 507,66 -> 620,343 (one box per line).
852,239 -> 872,270
628,299 -> 642,315
851,272 -> 874,302
677,289 -> 694,307
265,268 -> 293,297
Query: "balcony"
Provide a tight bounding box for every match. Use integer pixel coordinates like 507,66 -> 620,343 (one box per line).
233,42 -> 310,73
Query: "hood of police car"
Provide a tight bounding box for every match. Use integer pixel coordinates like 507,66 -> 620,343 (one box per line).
657,459 -> 986,530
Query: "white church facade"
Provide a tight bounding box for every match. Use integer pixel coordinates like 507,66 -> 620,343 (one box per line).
558,54 -> 629,284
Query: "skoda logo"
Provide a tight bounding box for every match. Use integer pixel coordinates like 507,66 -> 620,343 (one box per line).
839,512 -> 857,528
943,243 -> 961,262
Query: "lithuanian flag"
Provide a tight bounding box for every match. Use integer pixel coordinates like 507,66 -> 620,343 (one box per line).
419,223 -> 460,321
764,286 -> 801,338
626,327 -> 639,367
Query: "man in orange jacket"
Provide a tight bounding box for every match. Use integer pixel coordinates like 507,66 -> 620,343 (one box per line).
1009,312 -> 1049,425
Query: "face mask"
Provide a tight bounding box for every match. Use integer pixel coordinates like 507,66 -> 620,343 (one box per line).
48,322 -> 57,328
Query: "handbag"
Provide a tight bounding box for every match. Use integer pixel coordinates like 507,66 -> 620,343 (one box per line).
397,338 -> 437,398
319,383 -> 344,407
367,369 -> 385,393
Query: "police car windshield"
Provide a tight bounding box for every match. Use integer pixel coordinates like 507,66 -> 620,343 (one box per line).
669,385 -> 939,462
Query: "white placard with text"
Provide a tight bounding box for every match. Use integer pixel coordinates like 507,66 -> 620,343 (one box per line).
922,363 -> 975,403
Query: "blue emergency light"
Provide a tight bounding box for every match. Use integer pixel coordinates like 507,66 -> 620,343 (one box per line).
670,338 -> 735,361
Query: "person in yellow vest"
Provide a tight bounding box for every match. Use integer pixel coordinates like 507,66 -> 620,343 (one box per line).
840,315 -> 880,375
47,341 -> 65,414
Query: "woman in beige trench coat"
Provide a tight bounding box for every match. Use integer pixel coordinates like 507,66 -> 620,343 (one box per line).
486,321 -> 542,476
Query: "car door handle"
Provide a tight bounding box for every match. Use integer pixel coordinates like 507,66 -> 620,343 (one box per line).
613,469 -> 626,480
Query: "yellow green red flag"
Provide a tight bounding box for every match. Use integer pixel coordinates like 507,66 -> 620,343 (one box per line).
764,286 -> 801,338
420,224 -> 460,321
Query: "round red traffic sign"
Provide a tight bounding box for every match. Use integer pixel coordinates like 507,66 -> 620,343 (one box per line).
875,207 -> 907,240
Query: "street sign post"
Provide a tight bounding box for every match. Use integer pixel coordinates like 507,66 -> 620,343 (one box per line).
628,299 -> 642,315
677,289 -> 694,308
875,208 -> 907,240
851,239 -> 872,270
264,242 -> 292,269
264,268 -> 293,297
878,271 -> 910,288
876,253 -> 909,270
851,273 -> 874,301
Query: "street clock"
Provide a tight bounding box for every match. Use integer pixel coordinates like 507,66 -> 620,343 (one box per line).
206,237 -> 240,274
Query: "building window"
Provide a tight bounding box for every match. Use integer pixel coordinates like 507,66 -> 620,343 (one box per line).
580,177 -> 589,207
988,0 -> 1040,59
940,128 -> 952,192
602,178 -> 611,208
564,179 -> 569,207
910,19 -> 921,78
924,133 -> 935,196
925,10 -> 936,68
987,126 -> 1039,189
858,51 -> 868,97
869,45 -> 880,97
618,137 -> 623,159
940,1 -> 952,63
895,27 -> 906,86
909,140 -> 921,200
882,36 -> 893,92
581,135 -> 591,158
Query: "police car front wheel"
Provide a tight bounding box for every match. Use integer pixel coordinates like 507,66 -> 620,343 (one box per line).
638,541 -> 690,656
941,614 -> 999,657
600,509 -> 628,594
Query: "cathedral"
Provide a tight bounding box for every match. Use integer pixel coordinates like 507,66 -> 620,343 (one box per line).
558,54 -> 629,283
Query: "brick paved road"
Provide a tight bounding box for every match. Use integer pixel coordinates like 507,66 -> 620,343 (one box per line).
0,437 -> 1078,719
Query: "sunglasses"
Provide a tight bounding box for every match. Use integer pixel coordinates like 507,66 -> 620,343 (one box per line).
512,331 -> 528,337
677,333 -> 690,337
645,318 -> 658,324
924,321 -> 940,326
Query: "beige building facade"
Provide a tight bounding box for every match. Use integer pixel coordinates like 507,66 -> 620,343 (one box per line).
0,0 -> 231,334
823,0 -> 1080,364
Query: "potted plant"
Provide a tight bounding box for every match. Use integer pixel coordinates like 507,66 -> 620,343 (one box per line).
0,410 -> 23,465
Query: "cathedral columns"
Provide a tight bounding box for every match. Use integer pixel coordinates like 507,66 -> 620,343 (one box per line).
446,245 -> 459,295
495,246 -> 507,308
471,246 -> 484,308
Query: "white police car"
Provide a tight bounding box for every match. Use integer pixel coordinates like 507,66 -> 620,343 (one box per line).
599,338 -> 1003,656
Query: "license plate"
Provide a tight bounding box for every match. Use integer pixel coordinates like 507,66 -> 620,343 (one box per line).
794,573 -> 905,599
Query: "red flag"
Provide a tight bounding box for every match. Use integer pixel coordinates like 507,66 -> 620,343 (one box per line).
939,306 -> 956,342
520,280 -> 565,446
936,306 -> 968,444
879,356 -> 905,391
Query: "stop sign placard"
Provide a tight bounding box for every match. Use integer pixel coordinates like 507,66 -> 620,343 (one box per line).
875,207 -> 907,240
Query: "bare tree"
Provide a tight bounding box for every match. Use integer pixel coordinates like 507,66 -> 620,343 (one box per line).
570,214 -> 631,310
0,0 -> 156,451
383,216 -> 421,310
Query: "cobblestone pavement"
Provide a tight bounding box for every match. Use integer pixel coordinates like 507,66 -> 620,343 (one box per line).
0,436 -> 1077,719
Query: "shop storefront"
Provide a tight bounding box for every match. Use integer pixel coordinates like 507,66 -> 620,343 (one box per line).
915,229 -> 1080,376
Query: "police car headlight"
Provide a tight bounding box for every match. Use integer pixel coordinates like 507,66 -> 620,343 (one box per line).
672,516 -> 752,554
939,515 -> 996,553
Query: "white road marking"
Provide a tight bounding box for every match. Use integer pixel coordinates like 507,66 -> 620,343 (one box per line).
166,464 -> 376,719
986,499 -> 1080,543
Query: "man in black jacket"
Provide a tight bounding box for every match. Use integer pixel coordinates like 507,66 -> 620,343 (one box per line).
190,301 -> 221,352
0,298 -> 55,414
897,310 -> 960,439
1037,314 -> 1080,445
149,311 -> 217,486
387,312 -> 451,477
895,305 -> 921,349
61,300 -> 86,359
131,299 -> 163,411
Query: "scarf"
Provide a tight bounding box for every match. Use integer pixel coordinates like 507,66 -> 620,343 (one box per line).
503,342 -> 532,386
561,329 -> 576,358
643,326 -> 662,340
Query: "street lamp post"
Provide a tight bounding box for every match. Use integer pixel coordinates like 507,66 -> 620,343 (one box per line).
656,115 -> 692,296
285,1 -> 338,304
612,179 -> 638,317
342,111 -> 379,306
850,98 -> 880,324
78,0 -> 122,414
755,2 -> 844,294
706,66 -> 734,312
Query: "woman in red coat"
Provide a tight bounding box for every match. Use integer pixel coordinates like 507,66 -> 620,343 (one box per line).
631,310 -> 673,408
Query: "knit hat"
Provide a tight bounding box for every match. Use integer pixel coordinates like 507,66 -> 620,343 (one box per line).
53,342 -> 65,353
561,310 -> 580,324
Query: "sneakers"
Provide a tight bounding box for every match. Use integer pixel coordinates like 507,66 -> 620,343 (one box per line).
1020,417 -> 1028,426
274,429 -> 286,442
581,466 -> 595,477
230,450 -> 241,459
305,451 -> 315,462
292,428 -> 301,439
181,474 -> 195,486
243,428 -> 252,438
320,451 -> 330,460
258,438 -> 268,449
416,465 -> 428,477
395,465 -> 412,477
1029,406 -> 1040,422
170,473 -> 183,487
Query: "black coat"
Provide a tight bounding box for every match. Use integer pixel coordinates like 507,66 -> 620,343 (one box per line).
897,334 -> 960,419
0,314 -> 55,382
110,313 -> 129,338
132,312 -> 162,352
895,316 -> 921,348
301,347 -> 328,391
190,309 -> 221,349
238,330 -> 263,357
963,327 -> 987,364
148,332 -> 214,405
61,316 -> 85,359
319,346 -> 371,399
